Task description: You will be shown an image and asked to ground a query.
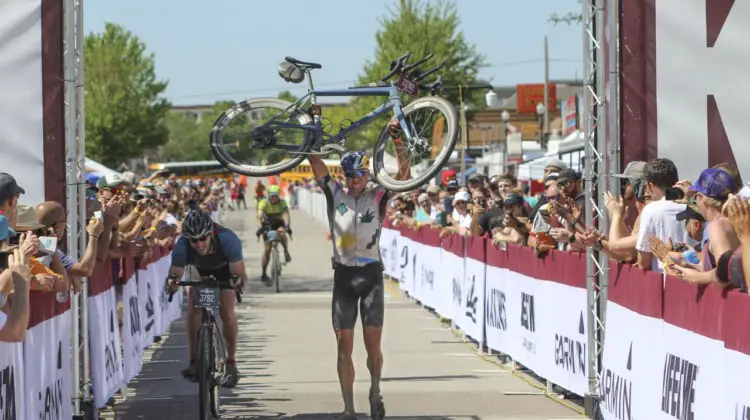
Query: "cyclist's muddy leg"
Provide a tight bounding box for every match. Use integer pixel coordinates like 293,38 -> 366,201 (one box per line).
219,290 -> 238,360
281,234 -> 291,261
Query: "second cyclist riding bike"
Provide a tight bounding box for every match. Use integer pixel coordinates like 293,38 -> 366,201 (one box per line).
209,51 -> 458,192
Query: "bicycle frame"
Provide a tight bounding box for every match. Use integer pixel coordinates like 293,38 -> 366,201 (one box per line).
266,68 -> 417,151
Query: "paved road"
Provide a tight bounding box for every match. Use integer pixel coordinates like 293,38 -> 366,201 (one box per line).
104,198 -> 583,419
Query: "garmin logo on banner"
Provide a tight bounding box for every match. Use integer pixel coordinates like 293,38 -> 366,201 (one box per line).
37,342 -> 64,420
145,283 -> 155,332
485,288 -> 507,331
0,364 -> 17,420
661,353 -> 699,420
521,292 -> 535,332
735,404 -> 750,420
452,276 -> 462,305
464,275 -> 478,323
105,311 -> 120,381
600,342 -> 633,420
554,312 -> 586,376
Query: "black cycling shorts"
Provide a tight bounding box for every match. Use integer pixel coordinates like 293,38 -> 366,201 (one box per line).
332,262 -> 385,330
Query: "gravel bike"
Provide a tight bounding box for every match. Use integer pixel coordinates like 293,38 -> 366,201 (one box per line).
266,229 -> 284,293
209,51 -> 458,192
167,274 -> 243,419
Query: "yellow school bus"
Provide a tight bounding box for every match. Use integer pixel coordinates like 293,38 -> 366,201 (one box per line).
148,160 -> 235,182
280,159 -> 341,184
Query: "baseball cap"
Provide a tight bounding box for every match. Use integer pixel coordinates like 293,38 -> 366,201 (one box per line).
468,173 -> 483,182
0,173 -> 25,202
452,191 -> 470,204
557,168 -> 579,183
446,180 -> 459,190
417,193 -> 429,203
426,184 -> 440,194
121,171 -> 137,185
14,204 -> 44,231
544,172 -> 559,184
503,193 -> 525,206
489,175 -> 499,185
689,168 -> 736,200
612,161 -> 646,183
676,204 -> 705,222
96,174 -> 125,190
545,158 -> 566,170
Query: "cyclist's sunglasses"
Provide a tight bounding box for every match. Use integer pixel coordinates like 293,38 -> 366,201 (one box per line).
189,235 -> 210,243
344,169 -> 368,179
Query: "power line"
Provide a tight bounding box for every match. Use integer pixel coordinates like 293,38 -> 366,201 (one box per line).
168,58 -> 582,101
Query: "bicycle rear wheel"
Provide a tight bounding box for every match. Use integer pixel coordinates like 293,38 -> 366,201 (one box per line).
372,96 -> 458,192
210,98 -> 315,176
197,325 -> 212,420
272,244 -> 281,294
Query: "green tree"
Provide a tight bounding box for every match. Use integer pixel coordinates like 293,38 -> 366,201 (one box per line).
85,23 -> 170,168
352,0 -> 487,148
161,101 -> 235,162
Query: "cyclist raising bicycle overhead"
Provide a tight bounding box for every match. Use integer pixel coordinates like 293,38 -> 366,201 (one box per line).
307,120 -> 410,420
257,185 -> 292,284
166,210 -> 249,387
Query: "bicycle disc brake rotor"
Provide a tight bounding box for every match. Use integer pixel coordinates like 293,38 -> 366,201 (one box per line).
408,136 -> 431,156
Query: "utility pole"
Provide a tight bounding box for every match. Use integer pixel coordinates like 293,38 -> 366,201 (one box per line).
543,36 -> 550,137
446,83 -> 494,185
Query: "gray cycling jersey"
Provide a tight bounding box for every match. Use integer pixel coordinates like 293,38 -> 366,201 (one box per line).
320,176 -> 389,267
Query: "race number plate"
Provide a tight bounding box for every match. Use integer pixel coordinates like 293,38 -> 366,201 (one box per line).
194,286 -> 220,309
396,74 -> 419,96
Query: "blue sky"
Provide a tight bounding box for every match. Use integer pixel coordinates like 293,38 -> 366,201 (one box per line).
85,0 -> 583,106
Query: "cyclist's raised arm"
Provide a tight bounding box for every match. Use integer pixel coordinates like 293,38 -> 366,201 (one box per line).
220,229 -> 249,284
308,155 -> 330,182
389,120 -> 412,181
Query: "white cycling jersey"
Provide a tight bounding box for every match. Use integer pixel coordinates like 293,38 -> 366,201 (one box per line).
320,176 -> 389,267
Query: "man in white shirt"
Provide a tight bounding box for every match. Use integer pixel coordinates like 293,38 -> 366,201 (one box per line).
635,159 -> 695,271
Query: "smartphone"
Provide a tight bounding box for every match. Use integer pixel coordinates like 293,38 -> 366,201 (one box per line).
38,236 -> 57,254
94,210 -> 103,220
0,252 -> 9,270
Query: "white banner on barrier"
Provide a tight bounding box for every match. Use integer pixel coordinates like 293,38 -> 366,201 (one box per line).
417,242 -> 439,310
545,281 -> 588,396
151,261 -> 166,337
24,311 -> 72,420
599,301 -> 663,420
721,348 -> 750,420
139,268 -> 156,346
386,229 -> 400,280
395,236 -> 412,290
657,323 -> 724,420
0,341 -> 25,420
404,238 -> 419,296
505,272 -> 547,376
88,287 -> 125,408
122,275 -> 144,384
484,266 -> 509,354
457,257 -> 485,344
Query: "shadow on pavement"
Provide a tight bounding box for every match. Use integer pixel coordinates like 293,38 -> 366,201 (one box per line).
261,414 -> 482,420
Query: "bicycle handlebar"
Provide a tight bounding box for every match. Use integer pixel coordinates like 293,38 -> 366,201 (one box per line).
167,274 -> 243,304
380,51 -> 436,83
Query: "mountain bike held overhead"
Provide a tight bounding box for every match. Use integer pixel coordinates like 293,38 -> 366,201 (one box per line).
209,51 -> 459,192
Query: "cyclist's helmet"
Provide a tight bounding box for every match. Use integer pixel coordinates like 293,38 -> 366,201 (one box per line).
268,185 -> 281,196
182,210 -> 213,239
340,151 -> 369,178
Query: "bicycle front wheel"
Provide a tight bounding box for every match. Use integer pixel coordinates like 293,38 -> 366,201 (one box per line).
210,98 -> 315,176
272,245 -> 281,294
372,96 -> 458,192
197,326 -> 212,420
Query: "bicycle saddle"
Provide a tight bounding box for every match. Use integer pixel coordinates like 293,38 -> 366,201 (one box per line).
285,57 -> 322,69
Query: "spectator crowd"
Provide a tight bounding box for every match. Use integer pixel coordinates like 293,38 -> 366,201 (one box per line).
0,169 -> 231,345
368,158 -> 750,294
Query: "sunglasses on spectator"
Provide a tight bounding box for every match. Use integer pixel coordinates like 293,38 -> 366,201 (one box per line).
190,235 -> 210,243
557,180 -> 571,189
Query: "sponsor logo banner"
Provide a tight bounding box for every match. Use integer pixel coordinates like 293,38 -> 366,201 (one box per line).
122,275 -> 144,383
545,281 -> 588,396
457,256 -> 485,343
0,342 -> 24,420
24,311 -> 72,420
88,288 -> 125,408
484,266 -> 509,354
417,241 -> 439,310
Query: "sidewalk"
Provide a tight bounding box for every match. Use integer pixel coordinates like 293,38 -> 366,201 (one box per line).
104,203 -> 583,419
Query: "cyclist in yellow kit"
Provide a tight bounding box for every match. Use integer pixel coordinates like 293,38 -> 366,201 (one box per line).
256,185 -> 292,284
